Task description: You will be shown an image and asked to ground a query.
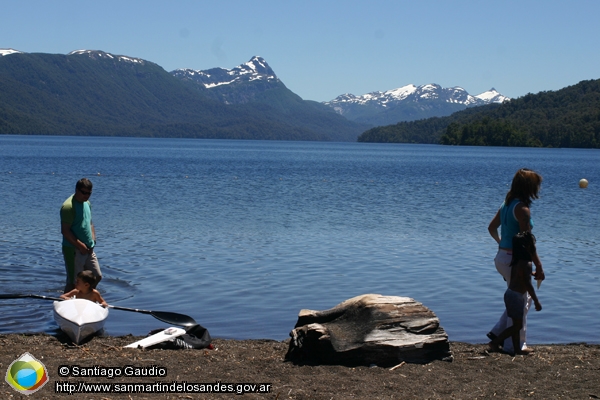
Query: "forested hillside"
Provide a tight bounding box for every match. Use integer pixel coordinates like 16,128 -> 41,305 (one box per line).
0,52 -> 366,141
358,79 -> 600,148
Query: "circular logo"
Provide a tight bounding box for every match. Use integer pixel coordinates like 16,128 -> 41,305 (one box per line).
5,352 -> 49,395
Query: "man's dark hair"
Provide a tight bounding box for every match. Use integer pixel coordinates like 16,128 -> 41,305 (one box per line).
75,178 -> 93,191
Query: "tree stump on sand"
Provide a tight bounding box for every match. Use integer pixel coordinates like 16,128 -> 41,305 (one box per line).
285,294 -> 452,366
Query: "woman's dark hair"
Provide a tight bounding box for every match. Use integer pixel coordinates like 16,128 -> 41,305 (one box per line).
505,168 -> 542,207
510,231 -> 536,266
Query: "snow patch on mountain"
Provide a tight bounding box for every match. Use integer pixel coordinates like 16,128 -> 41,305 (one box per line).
0,48 -> 23,56
386,84 -> 418,100
330,84 -> 417,106
67,50 -> 145,64
473,88 -> 509,103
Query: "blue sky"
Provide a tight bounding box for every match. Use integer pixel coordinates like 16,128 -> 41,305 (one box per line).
2,0 -> 599,102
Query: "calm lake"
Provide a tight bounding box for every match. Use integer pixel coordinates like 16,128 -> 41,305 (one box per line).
0,135 -> 598,344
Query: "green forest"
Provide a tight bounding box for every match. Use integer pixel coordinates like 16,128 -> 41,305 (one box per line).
358,79 -> 600,148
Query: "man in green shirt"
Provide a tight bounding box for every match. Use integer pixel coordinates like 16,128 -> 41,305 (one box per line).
60,178 -> 102,292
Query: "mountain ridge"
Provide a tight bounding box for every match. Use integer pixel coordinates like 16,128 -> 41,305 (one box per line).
1,48 -> 517,142
0,49 -> 366,141
323,84 -> 509,126
172,56 -> 278,92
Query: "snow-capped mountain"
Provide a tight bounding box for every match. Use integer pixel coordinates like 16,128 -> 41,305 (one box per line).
323,84 -> 510,126
325,84 -> 509,113
171,56 -> 278,89
170,56 -> 290,105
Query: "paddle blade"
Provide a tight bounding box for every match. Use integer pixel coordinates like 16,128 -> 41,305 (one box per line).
151,311 -> 197,327
0,294 -> 29,299
0,294 -> 63,301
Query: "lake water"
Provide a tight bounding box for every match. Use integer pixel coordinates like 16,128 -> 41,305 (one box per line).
0,135 -> 598,345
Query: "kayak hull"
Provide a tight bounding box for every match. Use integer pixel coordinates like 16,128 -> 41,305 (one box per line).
53,299 -> 109,344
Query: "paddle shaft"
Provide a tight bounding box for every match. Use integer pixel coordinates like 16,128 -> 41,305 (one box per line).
108,304 -> 154,315
108,305 -> 197,327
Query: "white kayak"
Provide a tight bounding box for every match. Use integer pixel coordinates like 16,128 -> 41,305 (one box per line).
53,299 -> 109,344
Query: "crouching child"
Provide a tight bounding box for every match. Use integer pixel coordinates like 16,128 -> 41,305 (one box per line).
60,270 -> 108,307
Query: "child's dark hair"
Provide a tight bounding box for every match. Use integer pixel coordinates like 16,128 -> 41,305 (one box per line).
77,270 -> 96,286
510,231 -> 536,266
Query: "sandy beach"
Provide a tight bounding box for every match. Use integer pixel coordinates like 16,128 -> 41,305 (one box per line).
1,333 -> 599,399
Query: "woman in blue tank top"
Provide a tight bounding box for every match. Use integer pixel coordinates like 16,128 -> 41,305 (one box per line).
487,168 -> 545,354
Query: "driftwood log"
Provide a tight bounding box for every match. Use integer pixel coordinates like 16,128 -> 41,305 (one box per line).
285,294 -> 452,366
